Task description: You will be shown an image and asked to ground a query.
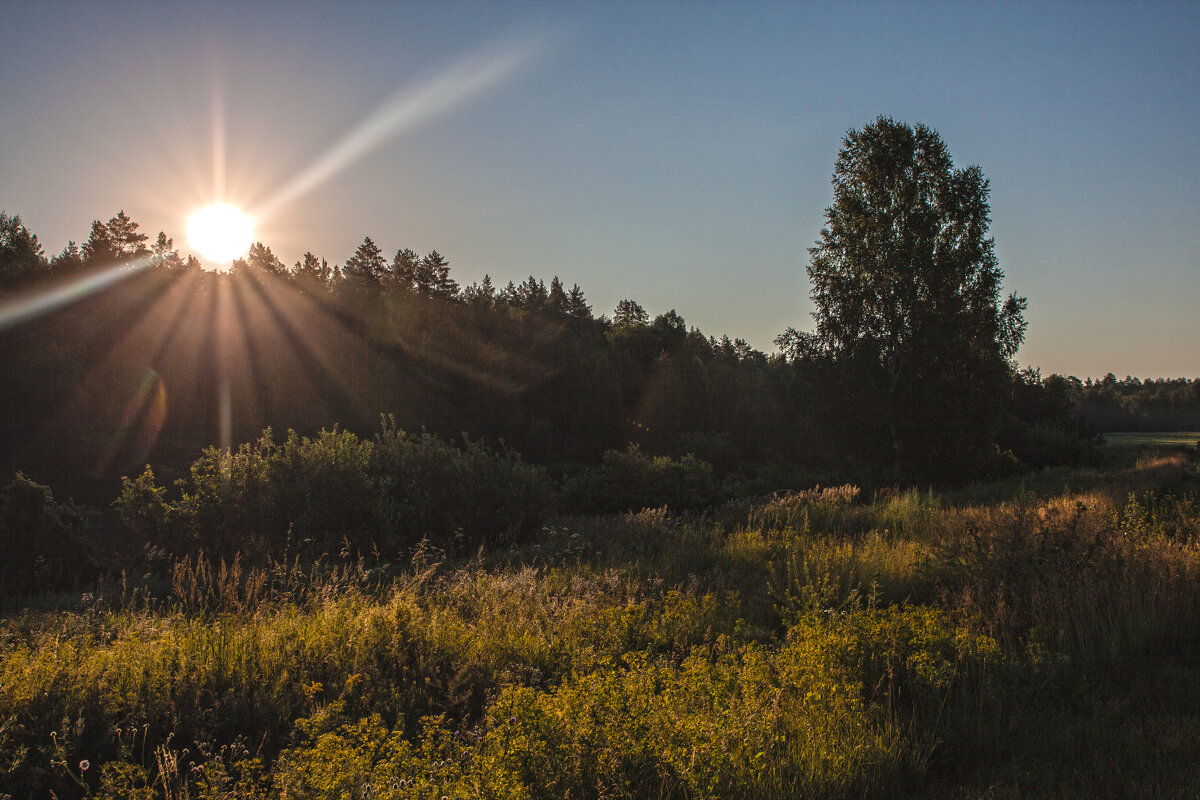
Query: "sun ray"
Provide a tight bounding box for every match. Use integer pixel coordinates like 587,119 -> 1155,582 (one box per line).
211,78 -> 226,202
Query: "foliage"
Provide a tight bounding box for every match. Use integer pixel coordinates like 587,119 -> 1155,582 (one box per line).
115,421 -> 551,561
562,445 -> 716,514
1075,374 -> 1200,432
799,117 -> 1028,480
82,210 -> 149,266
0,207 -> 818,501
0,201 -> 1109,503
3,452 -> 1200,797
0,473 -> 91,598
0,212 -> 47,287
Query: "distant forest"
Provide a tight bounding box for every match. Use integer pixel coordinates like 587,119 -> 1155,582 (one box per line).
2,205 -> 1191,507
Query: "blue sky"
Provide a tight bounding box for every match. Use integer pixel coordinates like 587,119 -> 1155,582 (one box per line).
2,1 -> 1197,377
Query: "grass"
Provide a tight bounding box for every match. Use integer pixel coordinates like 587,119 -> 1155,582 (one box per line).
1,450 -> 1198,798
1103,431 -> 1200,448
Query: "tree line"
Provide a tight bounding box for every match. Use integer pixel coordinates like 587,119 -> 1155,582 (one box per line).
5,117 -> 1173,507
0,208 -> 802,500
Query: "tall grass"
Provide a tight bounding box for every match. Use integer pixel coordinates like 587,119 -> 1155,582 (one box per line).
1,450 -> 1197,798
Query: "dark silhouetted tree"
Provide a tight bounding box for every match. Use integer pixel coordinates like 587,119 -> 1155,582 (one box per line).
516,276 -> 548,311
0,212 -> 47,287
462,274 -> 497,308
149,232 -> 185,271
82,210 -> 149,267
392,248 -> 420,290
49,241 -> 84,276
416,250 -> 457,298
803,116 -> 1027,479
231,242 -> 284,276
548,276 -> 568,314
343,236 -> 388,283
564,284 -> 592,320
612,299 -> 649,329
293,251 -> 332,288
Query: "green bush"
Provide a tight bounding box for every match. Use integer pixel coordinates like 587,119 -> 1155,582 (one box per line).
372,418 -> 550,551
0,473 -> 91,597
562,445 -> 715,514
114,420 -> 552,560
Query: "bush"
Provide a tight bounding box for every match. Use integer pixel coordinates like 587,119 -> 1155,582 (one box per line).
114,420 -> 553,561
372,418 -> 551,551
562,445 -> 715,514
0,473 -> 91,597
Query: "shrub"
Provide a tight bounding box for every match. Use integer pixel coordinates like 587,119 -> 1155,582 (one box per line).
0,473 -> 91,597
562,445 -> 715,514
113,420 -> 553,561
372,418 -> 551,550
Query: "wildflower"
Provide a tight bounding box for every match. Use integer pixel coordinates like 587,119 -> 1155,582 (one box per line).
79,759 -> 90,772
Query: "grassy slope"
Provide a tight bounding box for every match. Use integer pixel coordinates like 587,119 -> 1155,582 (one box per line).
1,448 -> 1198,799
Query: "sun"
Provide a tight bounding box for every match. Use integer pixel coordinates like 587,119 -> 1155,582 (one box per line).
187,203 -> 254,263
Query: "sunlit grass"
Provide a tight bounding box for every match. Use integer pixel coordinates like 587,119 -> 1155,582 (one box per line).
2,452 -> 1198,798
1103,431 -> 1200,448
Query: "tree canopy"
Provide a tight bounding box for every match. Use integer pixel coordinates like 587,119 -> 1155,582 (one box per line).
800,117 -> 1027,479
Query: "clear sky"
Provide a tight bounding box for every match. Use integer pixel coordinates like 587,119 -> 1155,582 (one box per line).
2,1 -> 1196,378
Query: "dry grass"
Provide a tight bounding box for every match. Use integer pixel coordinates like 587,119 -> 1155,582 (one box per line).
2,451 -> 1197,798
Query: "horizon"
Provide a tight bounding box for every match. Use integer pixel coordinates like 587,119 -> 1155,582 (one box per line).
2,1 -> 1197,378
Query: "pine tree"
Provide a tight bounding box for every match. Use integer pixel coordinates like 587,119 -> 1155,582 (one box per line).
294,252 -> 332,287
0,212 -> 47,286
548,276 -> 568,314
343,236 -> 388,283
50,241 -> 84,276
612,299 -> 649,329
565,284 -> 592,320
418,250 -> 457,298
82,210 -> 148,266
392,248 -> 420,290
462,274 -> 497,308
149,232 -> 184,271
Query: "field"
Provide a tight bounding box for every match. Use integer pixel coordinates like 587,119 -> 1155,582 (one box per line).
1103,431 -> 1200,448
2,446 -> 1199,799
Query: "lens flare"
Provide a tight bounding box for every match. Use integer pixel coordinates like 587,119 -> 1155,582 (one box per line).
95,369 -> 168,476
0,259 -> 150,333
257,39 -> 543,218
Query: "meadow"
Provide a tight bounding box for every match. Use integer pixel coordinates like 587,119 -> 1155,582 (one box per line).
1103,432 -> 1200,448
1,444 -> 1198,799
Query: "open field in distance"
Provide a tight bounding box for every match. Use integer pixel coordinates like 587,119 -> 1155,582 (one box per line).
1103,431 -> 1200,448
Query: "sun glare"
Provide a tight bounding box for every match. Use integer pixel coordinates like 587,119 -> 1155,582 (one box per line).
187,203 -> 254,263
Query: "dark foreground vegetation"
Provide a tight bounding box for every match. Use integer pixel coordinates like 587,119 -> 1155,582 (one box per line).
2,443 -> 1199,798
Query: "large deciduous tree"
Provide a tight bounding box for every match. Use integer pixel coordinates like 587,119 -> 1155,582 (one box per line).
803,116 -> 1026,479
